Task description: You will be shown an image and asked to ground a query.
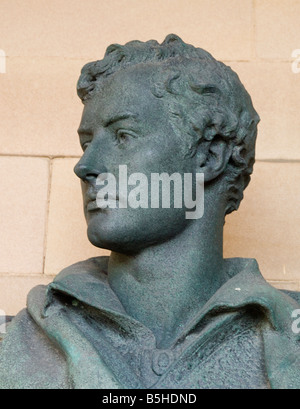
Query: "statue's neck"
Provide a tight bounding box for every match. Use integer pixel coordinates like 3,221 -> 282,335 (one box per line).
108,216 -> 228,348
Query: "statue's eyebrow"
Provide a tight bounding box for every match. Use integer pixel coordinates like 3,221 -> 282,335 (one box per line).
103,113 -> 138,127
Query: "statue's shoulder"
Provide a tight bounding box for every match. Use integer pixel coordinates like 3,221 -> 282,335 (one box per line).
0,256 -> 110,389
0,308 -> 69,389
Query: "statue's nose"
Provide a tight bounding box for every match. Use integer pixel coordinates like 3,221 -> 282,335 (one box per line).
74,161 -> 108,183
74,163 -> 97,181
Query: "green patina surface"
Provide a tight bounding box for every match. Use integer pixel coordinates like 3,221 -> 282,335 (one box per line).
0,35 -> 299,389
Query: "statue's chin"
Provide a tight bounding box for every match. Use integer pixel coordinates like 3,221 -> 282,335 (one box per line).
87,221 -> 117,250
85,206 -> 191,253
86,219 -> 143,254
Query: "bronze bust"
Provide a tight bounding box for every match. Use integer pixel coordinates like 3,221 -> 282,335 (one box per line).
0,35 -> 299,389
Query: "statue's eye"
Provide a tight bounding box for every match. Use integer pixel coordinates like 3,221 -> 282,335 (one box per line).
117,131 -> 128,142
115,130 -> 136,144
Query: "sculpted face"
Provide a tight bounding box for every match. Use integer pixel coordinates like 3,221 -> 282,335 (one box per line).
74,64 -> 198,253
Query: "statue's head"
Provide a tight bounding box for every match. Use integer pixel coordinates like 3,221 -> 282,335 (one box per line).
74,34 -> 260,253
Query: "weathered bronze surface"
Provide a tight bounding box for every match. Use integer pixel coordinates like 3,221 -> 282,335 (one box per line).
0,35 -> 299,389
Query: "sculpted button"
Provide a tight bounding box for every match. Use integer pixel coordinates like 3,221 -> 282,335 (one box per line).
152,350 -> 173,376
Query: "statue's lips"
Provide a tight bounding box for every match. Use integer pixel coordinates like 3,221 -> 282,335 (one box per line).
86,197 -> 119,211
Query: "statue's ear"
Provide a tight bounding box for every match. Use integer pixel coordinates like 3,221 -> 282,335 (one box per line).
196,137 -> 232,183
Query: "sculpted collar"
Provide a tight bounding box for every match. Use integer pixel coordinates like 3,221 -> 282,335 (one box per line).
26,256 -> 300,389
43,256 -> 299,337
